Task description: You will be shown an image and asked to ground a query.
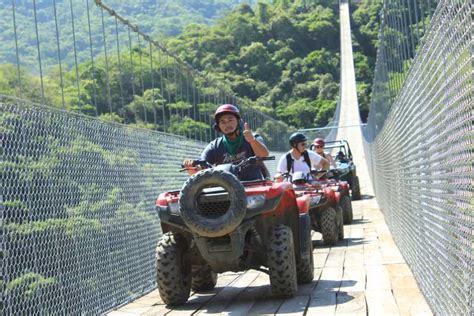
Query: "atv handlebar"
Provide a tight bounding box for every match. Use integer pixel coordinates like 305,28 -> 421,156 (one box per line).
180,156 -> 275,172
278,169 -> 339,182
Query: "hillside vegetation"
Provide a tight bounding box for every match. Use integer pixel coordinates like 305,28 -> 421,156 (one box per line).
0,0 -> 382,134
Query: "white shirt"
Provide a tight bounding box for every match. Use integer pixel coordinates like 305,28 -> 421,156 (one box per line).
277,150 -> 323,174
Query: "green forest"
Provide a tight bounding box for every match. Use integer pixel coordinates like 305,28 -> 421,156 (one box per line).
1,1 -> 385,313
0,0 -> 382,137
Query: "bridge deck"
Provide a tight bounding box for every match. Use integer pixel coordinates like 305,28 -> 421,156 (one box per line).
107,2 -> 433,315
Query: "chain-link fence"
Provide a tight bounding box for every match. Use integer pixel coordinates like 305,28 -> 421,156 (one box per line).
363,1 -> 473,314
1,94 -> 199,315
1,94 -> 284,315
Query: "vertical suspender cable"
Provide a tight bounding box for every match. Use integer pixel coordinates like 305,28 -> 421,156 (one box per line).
53,0 -> 66,109
392,1 -> 406,81
426,0 -> 432,18
11,0 -> 22,98
69,0 -> 81,101
419,0 -> 426,35
165,54 -> 172,123
149,42 -> 157,126
381,10 -> 394,100
100,8 -> 113,113
412,0 -> 421,44
405,0 -> 416,58
158,50 -> 166,131
114,17 -> 125,117
174,64 -> 182,119
137,33 -> 147,123
387,2 -> 399,93
32,0 -> 45,104
86,0 -> 98,116
398,0 -> 412,62
127,28 -> 136,97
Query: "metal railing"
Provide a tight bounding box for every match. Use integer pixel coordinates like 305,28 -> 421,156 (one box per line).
363,1 -> 473,314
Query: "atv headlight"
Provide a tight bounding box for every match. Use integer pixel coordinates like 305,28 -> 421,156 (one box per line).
168,202 -> 180,215
246,194 -> 265,209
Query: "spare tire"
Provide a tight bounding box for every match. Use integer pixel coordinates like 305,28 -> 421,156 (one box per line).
179,169 -> 246,237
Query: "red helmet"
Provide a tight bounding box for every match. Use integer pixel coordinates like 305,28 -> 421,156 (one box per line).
313,138 -> 325,147
213,104 -> 242,132
214,104 -> 241,122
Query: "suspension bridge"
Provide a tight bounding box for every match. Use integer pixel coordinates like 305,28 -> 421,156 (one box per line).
1,0 -> 472,315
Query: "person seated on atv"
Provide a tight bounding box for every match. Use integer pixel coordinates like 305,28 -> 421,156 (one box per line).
336,151 -> 348,163
311,138 -> 336,168
274,132 -> 329,182
182,104 -> 270,181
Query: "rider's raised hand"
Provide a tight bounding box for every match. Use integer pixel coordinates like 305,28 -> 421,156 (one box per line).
243,122 -> 256,144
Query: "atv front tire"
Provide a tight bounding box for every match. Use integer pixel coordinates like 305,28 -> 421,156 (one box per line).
351,176 -> 361,200
296,231 -> 314,284
267,225 -> 297,297
340,195 -> 353,224
156,232 -> 191,306
191,265 -> 217,292
321,207 -> 339,245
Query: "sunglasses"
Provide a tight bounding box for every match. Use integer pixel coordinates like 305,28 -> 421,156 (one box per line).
315,145 -> 323,149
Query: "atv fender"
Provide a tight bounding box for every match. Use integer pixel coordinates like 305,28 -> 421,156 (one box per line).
296,195 -> 311,214
323,188 -> 337,204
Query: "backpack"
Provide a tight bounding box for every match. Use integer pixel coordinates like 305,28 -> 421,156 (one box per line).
286,151 -> 312,173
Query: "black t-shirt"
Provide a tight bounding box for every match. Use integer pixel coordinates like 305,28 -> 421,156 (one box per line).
200,135 -> 265,181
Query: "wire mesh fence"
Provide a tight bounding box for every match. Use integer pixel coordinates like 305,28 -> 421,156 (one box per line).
1,93 -> 285,315
363,0 -> 473,315
1,94 -> 204,314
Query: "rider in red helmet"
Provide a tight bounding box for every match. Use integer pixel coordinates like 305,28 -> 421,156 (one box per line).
311,138 -> 336,168
183,104 -> 269,180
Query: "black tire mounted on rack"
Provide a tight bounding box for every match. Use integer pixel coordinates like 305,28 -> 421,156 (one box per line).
179,169 -> 246,238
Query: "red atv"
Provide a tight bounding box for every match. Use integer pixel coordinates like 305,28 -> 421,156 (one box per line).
312,170 -> 353,225
155,156 -> 314,306
283,171 -> 346,245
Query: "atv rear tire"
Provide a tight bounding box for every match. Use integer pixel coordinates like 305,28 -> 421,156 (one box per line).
191,265 -> 217,292
337,206 -> 344,240
321,207 -> 339,245
351,176 -> 361,200
296,231 -> 314,284
180,169 -> 246,237
267,225 -> 297,297
156,233 -> 191,306
340,195 -> 353,224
